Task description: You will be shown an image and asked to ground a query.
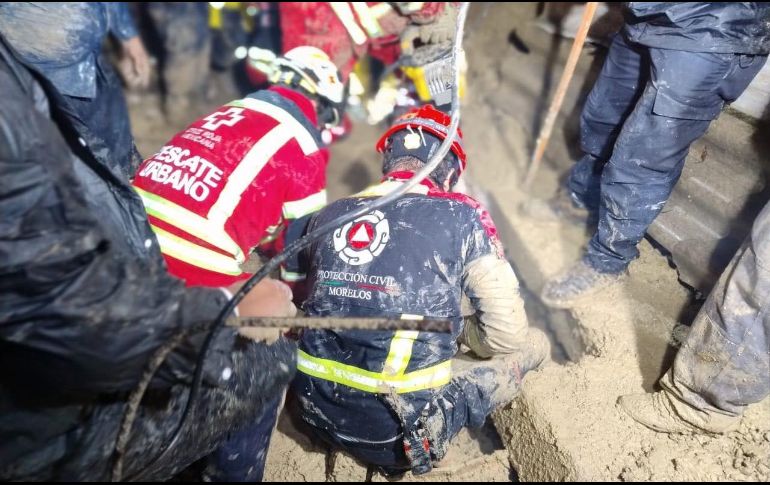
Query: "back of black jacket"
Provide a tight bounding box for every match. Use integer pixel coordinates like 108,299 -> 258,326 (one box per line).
624,2 -> 770,54
0,38 -> 295,481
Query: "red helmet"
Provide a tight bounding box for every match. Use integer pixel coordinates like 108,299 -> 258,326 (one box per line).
376,105 -> 467,173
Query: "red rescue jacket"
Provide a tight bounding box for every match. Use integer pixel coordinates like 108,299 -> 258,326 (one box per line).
133,87 -> 328,287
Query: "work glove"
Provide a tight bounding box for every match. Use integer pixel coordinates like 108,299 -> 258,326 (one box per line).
417,3 -> 457,45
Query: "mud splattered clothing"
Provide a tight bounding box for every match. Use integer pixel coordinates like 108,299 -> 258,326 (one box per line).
0,36 -> 296,481
0,2 -> 142,176
569,4 -> 770,273
662,201 -> 770,427
279,2 -> 446,79
624,2 -> 770,55
132,86 -> 328,287
146,2 -> 211,111
293,171 -> 535,474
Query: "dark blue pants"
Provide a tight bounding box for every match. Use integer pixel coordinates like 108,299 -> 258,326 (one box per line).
203,396 -> 282,482
296,361 -> 519,476
66,57 -> 140,177
147,2 -> 210,62
147,2 -> 210,105
569,33 -> 766,273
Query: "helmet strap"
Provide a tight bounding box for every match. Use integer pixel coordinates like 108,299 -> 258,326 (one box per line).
271,70 -> 345,129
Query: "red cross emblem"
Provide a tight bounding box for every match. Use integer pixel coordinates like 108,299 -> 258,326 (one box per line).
201,107 -> 246,131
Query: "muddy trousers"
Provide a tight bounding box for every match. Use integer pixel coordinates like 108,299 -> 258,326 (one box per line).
203,396 -> 282,482
661,202 -> 770,427
298,357 -> 523,476
147,3 -> 210,112
568,33 -> 766,273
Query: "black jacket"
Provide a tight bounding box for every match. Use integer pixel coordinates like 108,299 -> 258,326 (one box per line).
0,38 -> 295,481
295,173 -> 507,462
624,2 -> 770,54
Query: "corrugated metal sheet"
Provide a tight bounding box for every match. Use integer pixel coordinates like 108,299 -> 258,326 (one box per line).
647,110 -> 770,292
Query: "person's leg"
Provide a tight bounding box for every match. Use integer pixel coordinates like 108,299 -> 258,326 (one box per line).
409,334 -> 548,474
148,2 -> 211,123
542,46 -> 766,308
289,376 -> 407,474
203,394 -> 283,482
586,49 -> 766,274
619,202 -> 770,433
567,33 -> 646,212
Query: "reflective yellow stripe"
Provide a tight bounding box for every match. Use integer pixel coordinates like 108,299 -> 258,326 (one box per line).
350,2 -> 382,38
329,2 -> 368,45
282,190 -> 327,220
207,98 -> 319,224
135,187 -> 244,261
354,180 -> 429,198
369,3 -> 392,18
298,350 -> 451,394
383,330 -> 419,376
151,225 -> 243,276
280,267 -> 306,282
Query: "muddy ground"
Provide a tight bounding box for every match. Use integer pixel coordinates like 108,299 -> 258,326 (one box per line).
127,2 -> 769,482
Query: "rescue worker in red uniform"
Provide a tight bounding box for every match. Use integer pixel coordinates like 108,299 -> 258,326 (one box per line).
292,106 -> 550,476
133,46 -> 344,290
279,2 -> 458,80
132,46 -> 344,481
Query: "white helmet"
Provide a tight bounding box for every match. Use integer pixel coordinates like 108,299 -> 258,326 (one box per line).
271,46 -> 345,127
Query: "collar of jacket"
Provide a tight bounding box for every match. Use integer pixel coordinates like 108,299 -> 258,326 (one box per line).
382,170 -> 441,191
268,85 -> 318,127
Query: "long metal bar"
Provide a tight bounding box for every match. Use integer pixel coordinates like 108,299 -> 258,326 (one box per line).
233,316 -> 452,333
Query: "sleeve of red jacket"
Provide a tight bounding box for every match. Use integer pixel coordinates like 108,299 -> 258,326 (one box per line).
261,147 -> 329,290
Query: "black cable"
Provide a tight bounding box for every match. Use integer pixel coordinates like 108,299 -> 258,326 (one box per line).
116,3 -> 470,480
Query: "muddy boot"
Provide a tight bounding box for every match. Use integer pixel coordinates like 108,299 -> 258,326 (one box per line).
540,259 -> 624,308
617,391 -> 740,435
